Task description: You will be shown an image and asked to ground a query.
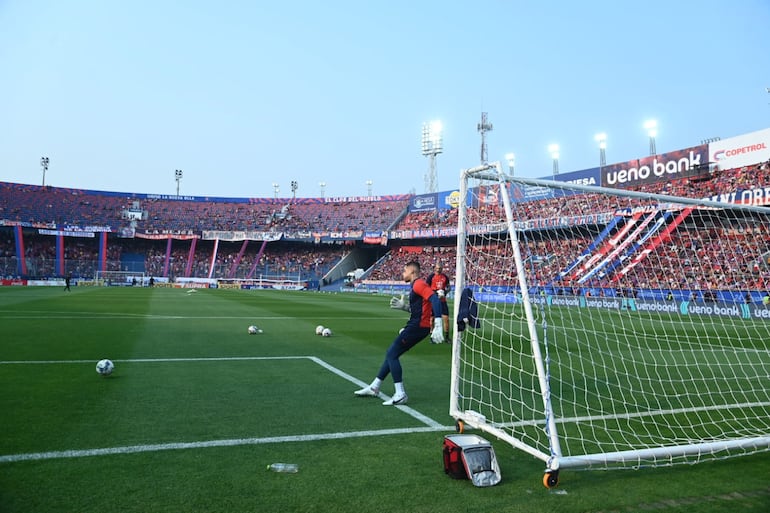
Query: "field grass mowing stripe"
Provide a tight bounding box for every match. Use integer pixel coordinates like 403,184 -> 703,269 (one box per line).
308,356 -> 445,428
1,356 -> 445,427
0,313 -> 386,320
0,425 -> 453,464
1,355 -> 448,460
0,356 -> 312,364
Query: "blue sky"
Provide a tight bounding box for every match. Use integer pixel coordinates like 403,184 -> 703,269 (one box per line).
1,1 -> 768,199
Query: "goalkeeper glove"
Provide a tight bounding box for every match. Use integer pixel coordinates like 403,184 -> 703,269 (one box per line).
436,289 -> 445,298
430,318 -> 444,344
389,294 -> 409,311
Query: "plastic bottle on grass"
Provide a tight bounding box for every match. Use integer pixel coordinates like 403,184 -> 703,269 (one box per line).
267,463 -> 299,473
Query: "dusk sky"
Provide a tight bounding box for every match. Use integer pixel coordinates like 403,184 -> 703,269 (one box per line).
1,0 -> 768,199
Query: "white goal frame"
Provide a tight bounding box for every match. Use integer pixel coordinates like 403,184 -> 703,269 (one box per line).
450,162 -> 770,477
94,270 -> 146,286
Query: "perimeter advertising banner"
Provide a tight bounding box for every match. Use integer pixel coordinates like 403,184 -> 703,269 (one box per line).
600,144 -> 709,188
410,193 -> 438,212
509,167 -> 600,203
709,128 -> 770,171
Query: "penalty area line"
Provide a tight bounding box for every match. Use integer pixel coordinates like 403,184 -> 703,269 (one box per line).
0,426 -> 454,464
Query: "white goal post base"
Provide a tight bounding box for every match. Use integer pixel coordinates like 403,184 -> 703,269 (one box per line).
450,162 -> 770,478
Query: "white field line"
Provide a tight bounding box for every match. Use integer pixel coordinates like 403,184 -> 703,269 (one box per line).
0,426 -> 452,464
0,356 -> 450,463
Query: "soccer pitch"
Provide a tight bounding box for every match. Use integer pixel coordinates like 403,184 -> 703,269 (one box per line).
1,287 -> 769,513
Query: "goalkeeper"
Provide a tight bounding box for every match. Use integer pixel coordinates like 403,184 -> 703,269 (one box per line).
354,260 -> 444,406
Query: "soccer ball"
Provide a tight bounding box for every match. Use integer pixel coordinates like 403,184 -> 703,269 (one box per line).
96,359 -> 114,376
315,325 -> 325,335
321,327 -> 332,337
248,325 -> 262,334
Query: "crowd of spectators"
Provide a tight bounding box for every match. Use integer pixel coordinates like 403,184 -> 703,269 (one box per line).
0,182 -> 410,234
2,162 -> 770,290
365,245 -> 456,282
0,234 -> 346,282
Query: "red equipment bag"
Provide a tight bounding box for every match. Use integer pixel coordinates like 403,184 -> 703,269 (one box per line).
442,434 -> 501,487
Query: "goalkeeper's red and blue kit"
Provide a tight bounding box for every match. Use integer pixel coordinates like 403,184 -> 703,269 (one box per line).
407,278 -> 442,329
376,278 -> 441,383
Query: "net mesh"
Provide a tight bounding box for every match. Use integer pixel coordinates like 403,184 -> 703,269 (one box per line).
453,169 -> 770,469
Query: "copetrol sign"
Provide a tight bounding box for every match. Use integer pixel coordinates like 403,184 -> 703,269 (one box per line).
709,128 -> 770,170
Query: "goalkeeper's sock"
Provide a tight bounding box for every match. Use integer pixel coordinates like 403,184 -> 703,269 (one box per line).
394,382 -> 405,395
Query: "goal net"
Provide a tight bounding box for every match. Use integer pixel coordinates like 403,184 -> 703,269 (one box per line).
94,270 -> 146,286
451,162 -> 770,476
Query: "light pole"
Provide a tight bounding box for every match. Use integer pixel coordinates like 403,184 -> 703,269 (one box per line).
272,182 -> 280,198
290,180 -> 298,199
505,152 -> 515,175
175,169 -> 183,197
644,120 -> 657,156
319,181 -> 326,198
477,112 -> 493,164
421,120 -> 443,193
548,144 -> 560,176
40,157 -> 49,186
595,133 -> 607,168
365,179 -> 373,196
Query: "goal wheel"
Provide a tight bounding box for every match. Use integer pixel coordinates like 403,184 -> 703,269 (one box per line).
543,470 -> 559,488
455,420 -> 465,433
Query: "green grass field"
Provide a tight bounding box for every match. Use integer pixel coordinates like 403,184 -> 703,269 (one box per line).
1,286 -> 770,513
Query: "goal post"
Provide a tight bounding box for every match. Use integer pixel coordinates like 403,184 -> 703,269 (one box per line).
94,270 -> 146,286
451,162 -> 770,482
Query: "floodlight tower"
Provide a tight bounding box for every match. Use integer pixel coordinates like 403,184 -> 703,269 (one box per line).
421,120 -> 443,193
595,133 -> 607,168
365,179 -> 373,196
644,120 -> 658,156
319,182 -> 326,198
477,112 -> 493,164
290,180 -> 298,199
505,152 -> 515,176
548,144 -> 560,176
272,182 -> 280,198
175,169 -> 183,197
40,156 -> 49,186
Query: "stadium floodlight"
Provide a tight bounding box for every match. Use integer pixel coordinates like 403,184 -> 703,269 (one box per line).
505,152 -> 515,175
40,156 -> 49,187
319,181 -> 326,198
365,179 -> 373,197
594,133 -> 607,167
548,144 -> 560,176
272,182 -> 279,198
644,120 -> 658,156
290,180 -> 298,199
422,120 -> 443,193
175,169 -> 183,197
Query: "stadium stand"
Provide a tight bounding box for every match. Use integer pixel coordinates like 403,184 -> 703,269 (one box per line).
1,161 -> 769,289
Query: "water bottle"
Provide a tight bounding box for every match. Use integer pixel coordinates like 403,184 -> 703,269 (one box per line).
267,463 -> 299,473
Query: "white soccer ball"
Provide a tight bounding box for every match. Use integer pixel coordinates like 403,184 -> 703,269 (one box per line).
321,327 -> 332,337
248,325 -> 261,334
315,325 -> 325,335
96,359 -> 114,376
